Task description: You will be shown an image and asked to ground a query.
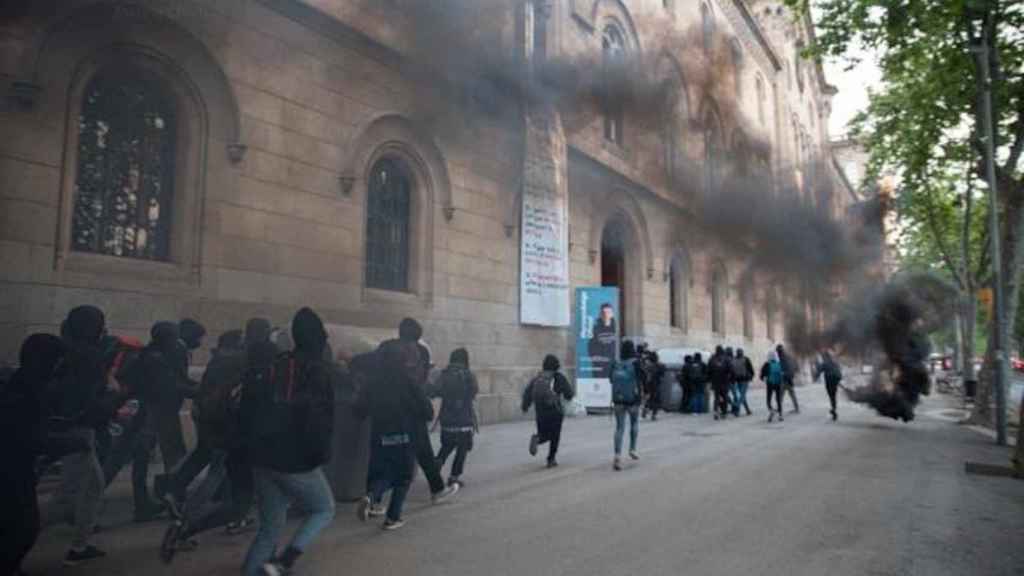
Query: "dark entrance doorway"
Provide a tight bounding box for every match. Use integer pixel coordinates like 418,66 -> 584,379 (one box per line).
601,218 -> 628,337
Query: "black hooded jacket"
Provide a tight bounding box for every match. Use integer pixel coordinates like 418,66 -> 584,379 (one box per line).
51,306 -> 111,429
242,308 -> 337,473
521,355 -> 574,419
355,338 -> 433,442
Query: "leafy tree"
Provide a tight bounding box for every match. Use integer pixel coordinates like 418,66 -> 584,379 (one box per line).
784,1 -> 1023,436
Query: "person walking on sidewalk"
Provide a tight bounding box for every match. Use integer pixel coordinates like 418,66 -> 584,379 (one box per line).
431,348 -> 479,486
732,348 -> 755,416
708,346 -> 732,420
355,337 -> 435,530
240,308 -> 337,576
521,354 -> 574,468
777,344 -> 800,414
610,341 -> 643,471
814,350 -> 843,421
761,351 -> 785,422
689,353 -> 708,414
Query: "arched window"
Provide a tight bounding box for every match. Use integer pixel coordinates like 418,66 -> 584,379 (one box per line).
669,252 -> 689,331
660,69 -> 687,186
755,74 -> 766,126
730,39 -> 744,96
701,3 -> 714,54
711,262 -> 727,335
72,69 -> 176,261
741,279 -> 754,339
602,24 -> 626,146
365,158 -> 412,291
703,109 -> 722,193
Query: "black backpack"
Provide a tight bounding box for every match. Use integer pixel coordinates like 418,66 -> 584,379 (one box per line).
530,371 -> 559,411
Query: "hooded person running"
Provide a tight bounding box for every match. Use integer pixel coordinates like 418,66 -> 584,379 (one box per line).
521,354 -> 574,468
241,308 -> 337,576
41,305 -> 112,566
760,350 -> 785,422
707,346 -> 732,420
431,348 -> 479,486
814,350 -> 844,421
1,334 -> 89,575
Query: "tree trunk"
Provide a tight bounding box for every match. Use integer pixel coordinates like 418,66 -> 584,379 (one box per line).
960,294 -> 977,383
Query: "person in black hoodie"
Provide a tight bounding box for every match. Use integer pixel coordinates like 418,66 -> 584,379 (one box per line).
388,318 -> 458,504
354,336 -> 433,530
103,322 -> 183,522
690,352 -> 708,413
160,330 -> 252,565
40,305 -> 111,566
431,348 -> 479,487
241,308 -> 336,576
1,334 -> 88,576
777,344 -> 800,414
522,354 -> 574,468
708,346 -> 732,420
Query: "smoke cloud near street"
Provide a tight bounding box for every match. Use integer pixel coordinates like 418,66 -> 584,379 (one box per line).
369,1 -> 949,420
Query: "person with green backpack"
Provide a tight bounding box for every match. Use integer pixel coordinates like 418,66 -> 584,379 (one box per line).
610,341 -> 644,471
521,355 -> 574,468
760,350 -> 785,423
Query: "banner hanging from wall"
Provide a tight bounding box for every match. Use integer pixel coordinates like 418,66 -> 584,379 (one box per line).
575,286 -> 620,410
519,106 -> 570,327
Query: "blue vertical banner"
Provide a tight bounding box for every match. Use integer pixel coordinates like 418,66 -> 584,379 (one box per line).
575,286 -> 620,410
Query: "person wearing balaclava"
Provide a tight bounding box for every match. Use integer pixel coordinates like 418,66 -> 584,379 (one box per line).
521,354 -> 574,468
102,322 -> 181,522
0,334 -> 89,575
707,345 -> 732,420
430,348 -> 479,486
241,307 -> 336,576
390,318 -> 459,504
40,305 -> 110,566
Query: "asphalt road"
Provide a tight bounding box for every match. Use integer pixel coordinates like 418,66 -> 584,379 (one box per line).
28,388 -> 1024,576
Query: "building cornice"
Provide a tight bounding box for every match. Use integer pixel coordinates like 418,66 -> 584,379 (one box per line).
729,0 -> 781,71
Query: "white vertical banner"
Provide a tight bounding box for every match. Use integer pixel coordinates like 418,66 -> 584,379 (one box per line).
520,106 -> 570,326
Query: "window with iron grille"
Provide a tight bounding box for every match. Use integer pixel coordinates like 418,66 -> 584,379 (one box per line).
72,69 -> 176,261
365,158 -> 411,291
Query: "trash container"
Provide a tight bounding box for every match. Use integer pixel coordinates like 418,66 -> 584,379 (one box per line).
324,399 -> 370,502
964,379 -> 977,399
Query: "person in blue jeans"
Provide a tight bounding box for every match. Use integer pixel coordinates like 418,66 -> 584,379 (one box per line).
240,308 -> 337,576
610,341 -> 644,471
688,353 -> 708,414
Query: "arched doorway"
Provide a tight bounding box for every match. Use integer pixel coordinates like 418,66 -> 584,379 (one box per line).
601,216 -> 633,336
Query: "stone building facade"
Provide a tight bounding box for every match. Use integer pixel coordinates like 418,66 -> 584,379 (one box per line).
0,0 -> 860,423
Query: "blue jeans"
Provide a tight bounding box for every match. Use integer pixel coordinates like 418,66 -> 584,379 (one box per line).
737,381 -> 751,414
690,388 -> 706,413
613,404 -> 639,455
242,467 -> 335,576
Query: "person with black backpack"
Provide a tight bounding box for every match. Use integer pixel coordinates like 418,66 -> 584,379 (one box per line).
679,355 -> 693,413
610,341 -> 643,471
760,350 -> 785,422
431,348 -> 479,486
814,350 -> 844,421
240,308 -> 337,576
160,330 -> 254,565
103,322 -> 182,523
707,346 -> 732,420
732,348 -> 755,416
521,354 -> 574,468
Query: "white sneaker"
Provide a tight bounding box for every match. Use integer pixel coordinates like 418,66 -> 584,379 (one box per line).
431,483 -> 459,504
382,518 -> 406,531
368,504 -> 386,517
629,451 -> 639,461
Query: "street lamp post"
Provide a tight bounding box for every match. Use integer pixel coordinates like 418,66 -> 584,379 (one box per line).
966,1 -> 1008,446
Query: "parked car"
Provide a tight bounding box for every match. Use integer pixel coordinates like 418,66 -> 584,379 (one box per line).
1011,357 -> 1024,373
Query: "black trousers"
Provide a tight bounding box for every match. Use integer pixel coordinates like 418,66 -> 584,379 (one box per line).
413,424 -> 446,494
102,417 -> 158,512
181,450 -> 254,538
825,382 -> 839,413
155,401 -> 187,471
713,385 -> 731,416
0,478 -> 39,576
436,430 -> 473,479
536,415 -> 563,461
783,377 -> 800,412
766,384 -> 783,413
160,429 -> 214,502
